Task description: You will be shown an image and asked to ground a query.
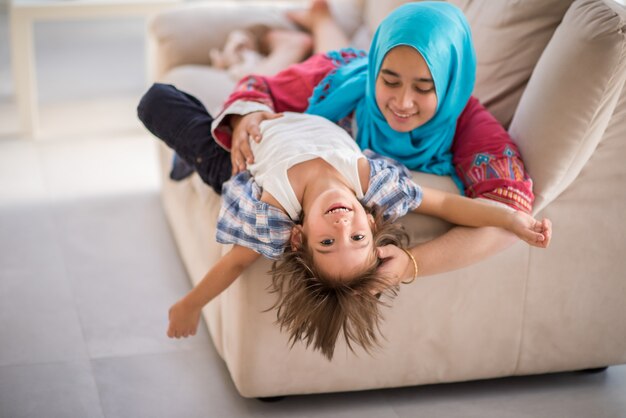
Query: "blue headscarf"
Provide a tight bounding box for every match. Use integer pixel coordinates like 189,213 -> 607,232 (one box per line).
306,2 -> 476,192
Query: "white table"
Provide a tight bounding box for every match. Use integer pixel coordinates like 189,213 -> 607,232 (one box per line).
9,0 -> 182,138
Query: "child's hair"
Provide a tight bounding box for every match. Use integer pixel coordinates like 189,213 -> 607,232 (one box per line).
268,207 -> 409,360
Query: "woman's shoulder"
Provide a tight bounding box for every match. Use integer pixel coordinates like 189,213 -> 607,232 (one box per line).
453,96 -> 510,145
456,96 -> 500,130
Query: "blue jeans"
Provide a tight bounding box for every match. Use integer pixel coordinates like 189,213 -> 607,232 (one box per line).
137,83 -> 232,194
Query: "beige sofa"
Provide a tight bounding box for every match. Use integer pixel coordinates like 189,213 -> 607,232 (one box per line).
146,0 -> 626,398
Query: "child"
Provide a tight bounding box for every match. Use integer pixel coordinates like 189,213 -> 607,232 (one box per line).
138,96 -> 552,359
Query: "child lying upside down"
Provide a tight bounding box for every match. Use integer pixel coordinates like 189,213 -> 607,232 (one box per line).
144,99 -> 552,360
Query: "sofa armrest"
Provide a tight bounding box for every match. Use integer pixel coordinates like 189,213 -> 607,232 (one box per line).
147,2 -> 299,81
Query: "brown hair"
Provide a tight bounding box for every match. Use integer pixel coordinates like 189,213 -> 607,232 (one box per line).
267,208 -> 409,360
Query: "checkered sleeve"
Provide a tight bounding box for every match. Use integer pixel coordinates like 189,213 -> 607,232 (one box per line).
216,172 -> 294,260
361,152 -> 422,221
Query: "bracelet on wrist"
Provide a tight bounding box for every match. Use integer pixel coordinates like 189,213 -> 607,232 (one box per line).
400,248 -> 418,284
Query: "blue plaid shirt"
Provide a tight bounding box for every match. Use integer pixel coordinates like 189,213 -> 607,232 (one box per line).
216,151 -> 422,259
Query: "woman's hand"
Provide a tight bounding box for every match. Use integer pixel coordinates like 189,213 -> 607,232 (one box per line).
230,111 -> 283,175
376,245 -> 416,286
167,299 -> 202,339
508,212 -> 552,248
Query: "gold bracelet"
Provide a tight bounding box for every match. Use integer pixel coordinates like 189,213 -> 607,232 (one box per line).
401,248 -> 418,284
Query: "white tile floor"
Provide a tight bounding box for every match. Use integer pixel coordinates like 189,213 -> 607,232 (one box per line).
1,8 -> 626,418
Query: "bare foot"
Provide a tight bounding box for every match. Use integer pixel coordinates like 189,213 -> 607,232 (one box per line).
286,0 -> 333,32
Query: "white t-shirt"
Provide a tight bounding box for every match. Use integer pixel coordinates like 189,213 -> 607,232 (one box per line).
247,112 -> 365,220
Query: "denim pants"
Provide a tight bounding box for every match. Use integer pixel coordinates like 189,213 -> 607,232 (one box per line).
137,83 -> 232,194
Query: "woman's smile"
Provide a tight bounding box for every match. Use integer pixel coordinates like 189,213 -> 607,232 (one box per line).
387,105 -> 419,121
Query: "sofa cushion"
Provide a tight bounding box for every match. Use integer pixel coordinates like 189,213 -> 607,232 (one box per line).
509,0 -> 626,212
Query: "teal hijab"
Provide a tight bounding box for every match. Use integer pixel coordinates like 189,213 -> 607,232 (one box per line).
306,2 -> 476,192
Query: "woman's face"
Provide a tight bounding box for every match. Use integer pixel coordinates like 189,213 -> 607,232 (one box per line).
375,45 -> 438,132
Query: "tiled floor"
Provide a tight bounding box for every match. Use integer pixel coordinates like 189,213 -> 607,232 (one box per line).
1,8 -> 626,418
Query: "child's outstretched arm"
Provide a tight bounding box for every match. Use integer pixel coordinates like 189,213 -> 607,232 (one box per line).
167,245 -> 261,338
416,186 -> 552,248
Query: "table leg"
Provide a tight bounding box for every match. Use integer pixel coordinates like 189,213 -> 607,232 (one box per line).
10,9 -> 39,138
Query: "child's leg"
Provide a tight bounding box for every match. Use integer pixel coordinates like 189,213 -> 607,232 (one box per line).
137,83 -> 231,194
287,0 -> 350,54
253,29 -> 313,76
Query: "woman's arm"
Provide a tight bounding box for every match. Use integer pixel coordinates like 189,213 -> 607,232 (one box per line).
378,191 -> 552,283
452,96 -> 534,213
378,225 -> 517,282
167,245 -> 261,338
377,185 -> 552,283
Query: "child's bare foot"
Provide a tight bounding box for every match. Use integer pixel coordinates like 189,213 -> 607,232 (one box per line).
286,0 -> 333,32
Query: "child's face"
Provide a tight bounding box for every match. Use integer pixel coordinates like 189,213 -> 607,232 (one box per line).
375,45 -> 438,132
300,188 -> 375,279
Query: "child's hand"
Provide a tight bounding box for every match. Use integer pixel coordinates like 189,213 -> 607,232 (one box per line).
509,212 -> 552,248
230,111 -> 283,175
167,299 -> 202,339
